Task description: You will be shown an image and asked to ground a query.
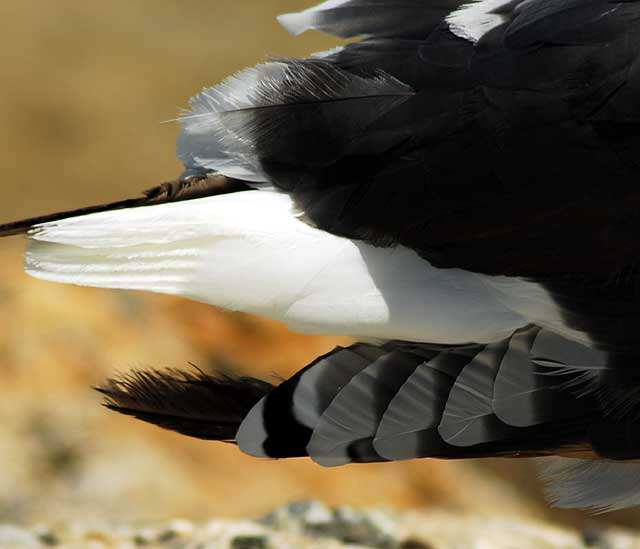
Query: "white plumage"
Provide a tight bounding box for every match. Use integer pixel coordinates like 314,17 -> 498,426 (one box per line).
446,0 -> 513,43
26,190 -> 532,344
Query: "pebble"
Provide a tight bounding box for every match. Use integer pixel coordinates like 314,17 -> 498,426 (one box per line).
261,500 -> 396,548
0,525 -> 41,547
230,535 -> 269,549
3,502 -> 640,548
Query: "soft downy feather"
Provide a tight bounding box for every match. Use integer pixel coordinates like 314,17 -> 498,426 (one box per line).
178,59 -> 413,182
540,457 -> 640,513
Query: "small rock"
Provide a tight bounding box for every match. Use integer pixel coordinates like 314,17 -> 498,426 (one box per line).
582,527 -> 611,549
166,519 -> 194,538
37,530 -> 60,546
132,527 -> 156,545
157,528 -> 178,542
133,534 -> 149,545
0,525 -> 41,548
260,501 -> 397,548
331,507 -> 395,549
399,540 -> 434,549
303,502 -> 334,527
83,528 -> 114,544
230,535 -> 269,549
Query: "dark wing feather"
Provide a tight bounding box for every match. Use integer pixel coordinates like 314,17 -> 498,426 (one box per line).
305,349 -> 423,466
504,0 -> 640,49
236,344 -> 385,458
437,339 -> 520,447
97,368 -> 273,441
244,1 -> 640,283
99,332 -> 640,463
237,335 -> 601,463
229,2 -> 640,374
0,174 -> 250,237
373,347 -> 478,460
493,327 -> 595,427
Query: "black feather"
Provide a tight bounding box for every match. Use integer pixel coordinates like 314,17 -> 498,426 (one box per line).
96,367 -> 274,441
0,174 -> 250,238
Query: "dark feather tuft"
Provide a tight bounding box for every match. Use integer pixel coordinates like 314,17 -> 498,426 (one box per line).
0,173 -> 249,238
96,367 -> 274,441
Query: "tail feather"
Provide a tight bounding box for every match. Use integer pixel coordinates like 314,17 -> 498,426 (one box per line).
97,368 -> 273,441
20,191 -> 307,312
24,239 -> 204,295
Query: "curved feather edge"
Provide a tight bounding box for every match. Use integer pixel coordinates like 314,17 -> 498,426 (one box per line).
236,344 -> 386,458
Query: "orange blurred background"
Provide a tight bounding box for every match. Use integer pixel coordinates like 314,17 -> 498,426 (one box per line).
0,0 -> 636,530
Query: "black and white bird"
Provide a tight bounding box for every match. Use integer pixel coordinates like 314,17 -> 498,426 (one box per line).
3,0 -> 640,512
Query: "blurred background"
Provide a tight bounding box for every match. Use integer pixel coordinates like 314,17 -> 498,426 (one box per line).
0,0 -> 636,531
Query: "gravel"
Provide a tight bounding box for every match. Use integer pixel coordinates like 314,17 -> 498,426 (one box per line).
2,501 -> 639,548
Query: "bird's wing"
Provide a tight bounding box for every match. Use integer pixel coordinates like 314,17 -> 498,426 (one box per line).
173,0 -> 640,276
236,330 -> 598,466
5,1 -> 640,391
7,0 -> 640,510
102,331 -> 640,511
261,0 -> 640,277
173,0 -> 640,352
5,2 -> 640,353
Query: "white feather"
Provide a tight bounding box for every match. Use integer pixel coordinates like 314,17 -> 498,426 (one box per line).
482,277 -> 595,347
310,46 -> 345,59
446,0 -> 513,43
277,0 -> 350,36
177,63 -> 289,183
25,190 -> 531,344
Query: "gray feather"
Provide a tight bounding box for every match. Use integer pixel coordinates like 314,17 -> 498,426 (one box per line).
540,457 -> 640,513
305,350 -> 420,466
373,349 -> 476,460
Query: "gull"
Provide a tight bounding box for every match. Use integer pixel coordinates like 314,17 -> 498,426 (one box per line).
3,0 -> 640,512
